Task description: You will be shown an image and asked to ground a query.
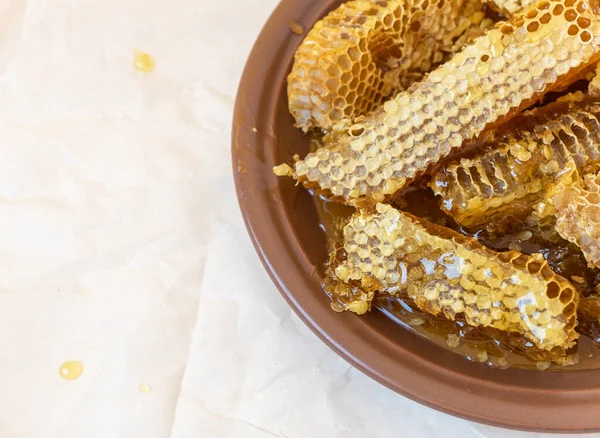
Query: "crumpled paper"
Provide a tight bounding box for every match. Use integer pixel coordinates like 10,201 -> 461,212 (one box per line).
0,0 -> 590,437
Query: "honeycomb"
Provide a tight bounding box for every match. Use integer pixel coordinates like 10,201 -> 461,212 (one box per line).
589,61 -> 600,95
276,0 -> 600,204
488,0 -> 537,15
430,93 -> 600,228
576,295 -> 600,343
327,203 -> 579,351
287,0 -> 486,132
579,295 -> 600,322
545,170 -> 600,268
450,17 -> 497,53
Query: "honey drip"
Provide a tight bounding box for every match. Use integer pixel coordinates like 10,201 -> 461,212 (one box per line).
59,360 -> 84,380
134,50 -> 155,73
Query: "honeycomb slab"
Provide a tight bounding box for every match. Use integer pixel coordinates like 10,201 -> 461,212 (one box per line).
278,0 -> 600,203
327,204 -> 579,351
430,93 -> 600,227
288,0 -> 485,132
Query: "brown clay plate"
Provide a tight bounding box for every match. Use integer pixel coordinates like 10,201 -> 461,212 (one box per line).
232,0 -> 600,432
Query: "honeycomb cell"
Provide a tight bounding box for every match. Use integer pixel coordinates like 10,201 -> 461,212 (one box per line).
278,0 -> 600,203
287,0 -> 487,132
430,93 -> 600,228
325,204 -> 579,351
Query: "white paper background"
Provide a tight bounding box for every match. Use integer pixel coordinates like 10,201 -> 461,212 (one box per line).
0,0 -> 593,437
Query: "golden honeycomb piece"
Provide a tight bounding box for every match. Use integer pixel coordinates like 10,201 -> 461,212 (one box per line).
276,0 -> 600,204
430,93 -> 600,228
327,203 -> 579,351
287,0 -> 486,132
543,169 -> 600,268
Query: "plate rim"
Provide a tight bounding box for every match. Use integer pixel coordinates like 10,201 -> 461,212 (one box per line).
232,0 -> 600,432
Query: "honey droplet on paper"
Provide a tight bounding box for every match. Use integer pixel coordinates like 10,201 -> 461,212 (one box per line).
59,361 -> 83,380
139,383 -> 152,393
134,50 -> 155,72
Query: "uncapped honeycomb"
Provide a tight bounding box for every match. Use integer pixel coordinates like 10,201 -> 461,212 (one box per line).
276,0 -> 600,204
287,0 -> 486,132
327,203 -> 579,351
545,170 -> 600,268
430,93 -> 600,227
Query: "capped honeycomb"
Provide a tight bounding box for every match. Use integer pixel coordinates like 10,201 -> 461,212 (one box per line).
287,0 -> 486,132
544,170 -> 600,268
430,93 -> 600,228
327,203 -> 579,351
488,0 -> 537,16
276,0 -> 600,204
450,17 -> 497,53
